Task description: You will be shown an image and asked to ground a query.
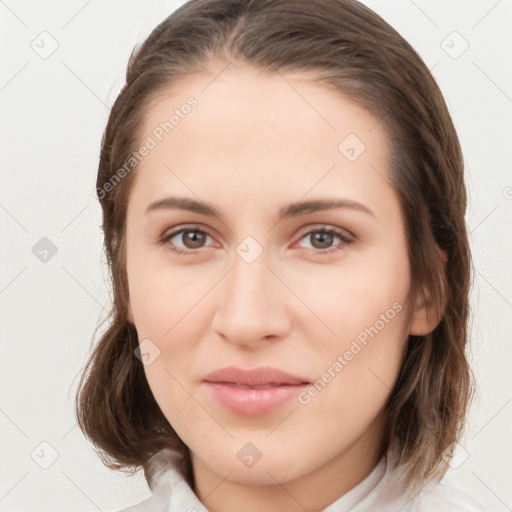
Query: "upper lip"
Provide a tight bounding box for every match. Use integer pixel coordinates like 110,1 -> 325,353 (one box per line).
203,366 -> 309,386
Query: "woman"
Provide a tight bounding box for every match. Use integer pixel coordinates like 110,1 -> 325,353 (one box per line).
76,0 -> 485,510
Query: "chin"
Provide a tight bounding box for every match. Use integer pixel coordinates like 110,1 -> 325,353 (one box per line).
195,447 -> 313,486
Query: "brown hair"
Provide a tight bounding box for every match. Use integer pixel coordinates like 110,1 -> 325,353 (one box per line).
75,0 -> 473,491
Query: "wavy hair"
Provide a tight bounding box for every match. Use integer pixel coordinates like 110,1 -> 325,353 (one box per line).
75,0 -> 473,491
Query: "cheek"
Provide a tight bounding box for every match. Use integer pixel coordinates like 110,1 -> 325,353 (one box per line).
127,256 -> 211,340
299,248 -> 410,409
310,297 -> 407,394
128,263 -> 213,415
144,361 -> 203,427
132,270 -> 208,422
299,301 -> 408,449
300,247 -> 410,343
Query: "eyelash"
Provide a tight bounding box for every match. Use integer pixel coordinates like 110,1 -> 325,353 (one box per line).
158,224 -> 354,256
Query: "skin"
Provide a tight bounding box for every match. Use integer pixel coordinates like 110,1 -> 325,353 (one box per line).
125,63 -> 440,512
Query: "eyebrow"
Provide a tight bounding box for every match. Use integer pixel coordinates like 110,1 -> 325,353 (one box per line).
145,196 -> 375,220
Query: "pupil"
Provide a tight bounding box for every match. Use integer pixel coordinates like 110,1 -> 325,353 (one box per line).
312,232 -> 333,249
184,231 -> 205,248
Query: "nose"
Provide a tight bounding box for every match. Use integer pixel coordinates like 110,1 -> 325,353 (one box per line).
211,248 -> 292,350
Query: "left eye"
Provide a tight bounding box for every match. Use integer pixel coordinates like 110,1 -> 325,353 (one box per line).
160,225 -> 353,255
295,227 -> 353,253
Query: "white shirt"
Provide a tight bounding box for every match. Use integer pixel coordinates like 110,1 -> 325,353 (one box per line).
114,446 -> 485,512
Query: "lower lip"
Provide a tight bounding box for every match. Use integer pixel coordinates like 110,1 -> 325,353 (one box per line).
204,382 -> 308,416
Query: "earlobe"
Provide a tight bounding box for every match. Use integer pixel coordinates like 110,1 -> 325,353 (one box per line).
409,286 -> 438,336
409,246 -> 447,336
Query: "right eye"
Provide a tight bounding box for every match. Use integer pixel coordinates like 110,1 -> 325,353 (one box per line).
159,225 -> 215,255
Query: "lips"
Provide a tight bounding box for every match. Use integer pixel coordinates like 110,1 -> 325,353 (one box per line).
202,366 -> 310,416
203,366 -> 309,387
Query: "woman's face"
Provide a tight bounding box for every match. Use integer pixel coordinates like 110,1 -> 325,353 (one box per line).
125,65 -> 435,504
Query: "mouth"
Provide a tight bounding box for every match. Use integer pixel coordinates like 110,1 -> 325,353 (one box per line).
203,366 -> 310,386
202,366 -> 310,416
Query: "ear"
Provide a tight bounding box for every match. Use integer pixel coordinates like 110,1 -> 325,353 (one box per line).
409,247 -> 447,336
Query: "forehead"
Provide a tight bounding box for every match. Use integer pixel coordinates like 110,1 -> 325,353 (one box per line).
129,65 -> 396,220
142,65 -> 385,151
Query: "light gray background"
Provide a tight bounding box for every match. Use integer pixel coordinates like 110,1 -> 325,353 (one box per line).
1,1 -> 511,510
